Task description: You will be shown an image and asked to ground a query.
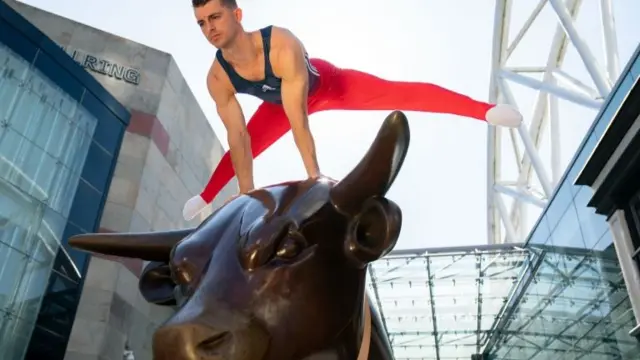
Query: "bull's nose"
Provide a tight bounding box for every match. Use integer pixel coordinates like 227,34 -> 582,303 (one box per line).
152,323 -> 230,360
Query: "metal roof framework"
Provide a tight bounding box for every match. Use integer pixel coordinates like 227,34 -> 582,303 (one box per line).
367,244 -> 640,359
486,0 -> 622,245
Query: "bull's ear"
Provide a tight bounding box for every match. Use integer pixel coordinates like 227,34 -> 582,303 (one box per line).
343,197 -> 402,268
139,261 -> 177,306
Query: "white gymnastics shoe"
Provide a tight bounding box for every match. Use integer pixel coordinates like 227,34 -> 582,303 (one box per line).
183,195 -> 207,221
485,104 -> 523,128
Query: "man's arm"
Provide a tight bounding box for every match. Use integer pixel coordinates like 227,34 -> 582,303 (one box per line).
272,29 -> 320,178
207,65 -> 255,193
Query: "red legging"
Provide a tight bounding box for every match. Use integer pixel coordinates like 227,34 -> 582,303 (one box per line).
199,58 -> 493,204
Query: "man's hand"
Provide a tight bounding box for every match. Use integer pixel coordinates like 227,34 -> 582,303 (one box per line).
272,28 -> 321,179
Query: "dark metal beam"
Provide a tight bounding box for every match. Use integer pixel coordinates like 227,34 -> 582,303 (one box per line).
388,243 -> 526,257
425,257 -> 440,360
368,266 -> 390,336
476,254 -> 483,354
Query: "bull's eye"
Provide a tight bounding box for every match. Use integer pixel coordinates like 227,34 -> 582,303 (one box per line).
276,238 -> 301,259
169,261 -> 194,286
174,268 -> 191,284
272,229 -> 307,262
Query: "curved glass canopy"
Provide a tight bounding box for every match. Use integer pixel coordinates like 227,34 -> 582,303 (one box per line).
367,244 -> 640,360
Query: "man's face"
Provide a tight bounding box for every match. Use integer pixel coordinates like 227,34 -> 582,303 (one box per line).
195,1 -> 242,48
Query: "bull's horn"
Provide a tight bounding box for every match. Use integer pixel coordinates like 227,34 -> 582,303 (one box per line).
68,228 -> 195,262
330,111 -> 410,215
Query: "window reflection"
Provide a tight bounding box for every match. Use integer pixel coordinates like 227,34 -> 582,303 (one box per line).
574,186 -> 610,249
528,215 -> 550,245
488,244 -> 638,360
0,43 -> 97,359
546,181 -> 574,232
550,204 -> 585,249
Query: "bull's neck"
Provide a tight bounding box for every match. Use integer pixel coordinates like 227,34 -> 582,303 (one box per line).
302,298 -> 377,360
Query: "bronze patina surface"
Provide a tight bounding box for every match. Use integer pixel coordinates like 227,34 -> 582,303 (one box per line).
69,110 -> 410,360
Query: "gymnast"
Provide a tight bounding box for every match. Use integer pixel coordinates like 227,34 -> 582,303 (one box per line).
183,0 -> 523,220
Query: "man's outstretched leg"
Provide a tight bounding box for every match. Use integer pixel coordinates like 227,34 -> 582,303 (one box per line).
183,102 -> 291,220
311,60 -> 522,127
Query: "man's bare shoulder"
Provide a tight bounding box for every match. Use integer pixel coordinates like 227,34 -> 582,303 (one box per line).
270,26 -> 304,51
207,60 -> 224,85
269,26 -> 307,75
207,60 -> 234,98
270,26 -> 295,38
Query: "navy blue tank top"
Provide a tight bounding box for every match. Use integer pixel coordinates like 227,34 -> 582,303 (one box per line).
215,26 -> 319,104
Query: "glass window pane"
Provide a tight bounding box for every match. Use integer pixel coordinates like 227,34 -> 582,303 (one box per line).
51,166 -> 82,218
11,259 -> 52,324
0,40 -> 101,360
59,117 -> 93,173
0,242 -> 30,309
550,204 -> 586,249
528,214 -> 551,245
0,44 -> 31,125
573,186 -> 609,250
0,317 -> 35,360
593,229 -> 614,252
32,206 -> 67,264
9,77 -> 50,141
631,56 -> 640,80
0,73 -> 25,121
0,180 -> 43,253
34,108 -> 70,159
0,127 -> 63,203
546,181 -> 573,232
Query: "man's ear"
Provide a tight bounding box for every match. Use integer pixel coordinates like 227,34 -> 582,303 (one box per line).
343,197 -> 402,268
139,261 -> 177,306
234,7 -> 243,22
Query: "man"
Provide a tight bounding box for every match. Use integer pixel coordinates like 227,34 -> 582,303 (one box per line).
183,0 -> 523,220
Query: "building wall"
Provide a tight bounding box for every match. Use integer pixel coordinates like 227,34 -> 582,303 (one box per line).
0,1 -> 131,359
485,46 -> 640,359
5,2 -> 238,360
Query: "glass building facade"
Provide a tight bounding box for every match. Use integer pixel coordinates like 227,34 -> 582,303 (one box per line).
484,46 -> 640,360
367,46 -> 640,359
0,2 -> 129,359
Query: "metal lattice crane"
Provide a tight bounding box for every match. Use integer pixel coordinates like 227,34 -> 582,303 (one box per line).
487,0 -> 621,244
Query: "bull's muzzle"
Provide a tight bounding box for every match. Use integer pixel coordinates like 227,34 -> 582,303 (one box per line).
152,321 -> 269,360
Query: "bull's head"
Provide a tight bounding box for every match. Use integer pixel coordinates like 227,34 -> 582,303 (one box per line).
69,111 -> 410,360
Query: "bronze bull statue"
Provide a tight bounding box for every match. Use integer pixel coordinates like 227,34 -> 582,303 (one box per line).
69,110 -> 411,360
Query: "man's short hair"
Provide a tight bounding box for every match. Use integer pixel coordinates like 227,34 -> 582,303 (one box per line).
192,0 -> 238,8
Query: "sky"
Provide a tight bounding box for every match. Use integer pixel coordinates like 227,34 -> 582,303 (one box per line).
16,0 -> 640,250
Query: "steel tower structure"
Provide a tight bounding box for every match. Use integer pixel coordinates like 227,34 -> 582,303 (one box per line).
486,0 -> 622,244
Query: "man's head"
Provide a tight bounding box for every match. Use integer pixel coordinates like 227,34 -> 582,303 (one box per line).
193,0 -> 242,49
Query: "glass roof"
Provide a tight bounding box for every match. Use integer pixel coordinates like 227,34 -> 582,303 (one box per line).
366,244 -> 533,360
486,244 -> 640,360
367,243 -> 640,360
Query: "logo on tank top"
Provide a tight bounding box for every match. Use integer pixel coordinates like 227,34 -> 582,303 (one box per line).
304,52 -> 319,76
262,84 -> 276,92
